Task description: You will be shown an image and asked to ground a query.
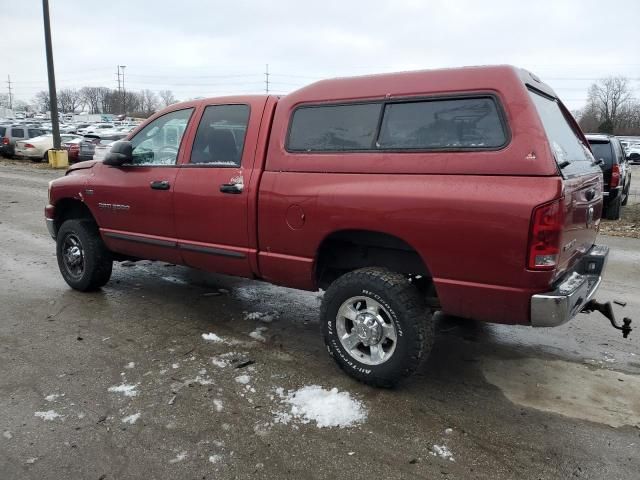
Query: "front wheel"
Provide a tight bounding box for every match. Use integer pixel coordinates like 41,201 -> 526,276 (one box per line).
321,267 -> 434,387
56,219 -> 113,291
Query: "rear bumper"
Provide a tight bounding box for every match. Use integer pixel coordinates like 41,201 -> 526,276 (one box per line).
530,244 -> 608,327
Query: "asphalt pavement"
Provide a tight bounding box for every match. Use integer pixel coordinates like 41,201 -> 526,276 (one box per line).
1,159 -> 639,480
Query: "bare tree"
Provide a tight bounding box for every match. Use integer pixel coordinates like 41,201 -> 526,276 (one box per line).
80,87 -> 103,114
139,89 -> 159,116
34,90 -> 51,113
587,76 -> 633,132
57,88 -> 83,113
158,90 -> 178,107
0,93 -> 10,108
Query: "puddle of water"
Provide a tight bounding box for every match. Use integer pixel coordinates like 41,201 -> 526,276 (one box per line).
482,357 -> 640,428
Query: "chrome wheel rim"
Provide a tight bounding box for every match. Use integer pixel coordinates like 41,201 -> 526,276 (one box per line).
335,295 -> 397,365
62,234 -> 84,278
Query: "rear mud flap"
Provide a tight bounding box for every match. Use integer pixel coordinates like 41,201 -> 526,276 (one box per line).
582,299 -> 633,338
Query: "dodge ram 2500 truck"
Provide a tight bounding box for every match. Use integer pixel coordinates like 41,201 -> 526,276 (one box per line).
46,65 -> 632,386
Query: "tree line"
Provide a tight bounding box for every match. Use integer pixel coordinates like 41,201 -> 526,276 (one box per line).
576,77 -> 640,135
0,87 -> 178,118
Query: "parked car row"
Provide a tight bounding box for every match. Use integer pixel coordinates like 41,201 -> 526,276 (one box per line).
0,117 -> 139,163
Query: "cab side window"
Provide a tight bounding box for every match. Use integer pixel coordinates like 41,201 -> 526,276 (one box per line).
189,105 -> 250,167
130,108 -> 193,166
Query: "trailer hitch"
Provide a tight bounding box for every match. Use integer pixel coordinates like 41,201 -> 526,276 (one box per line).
582,300 -> 632,338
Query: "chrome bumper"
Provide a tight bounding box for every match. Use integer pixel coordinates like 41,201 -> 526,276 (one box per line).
530,244 -> 609,327
46,218 -> 57,239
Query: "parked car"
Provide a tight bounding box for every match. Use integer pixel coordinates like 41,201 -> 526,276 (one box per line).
586,134 -> 632,220
625,145 -> 640,164
14,134 -> 81,162
77,123 -> 115,135
0,125 -> 48,157
76,133 -> 127,162
46,65 -> 624,386
62,137 -> 83,163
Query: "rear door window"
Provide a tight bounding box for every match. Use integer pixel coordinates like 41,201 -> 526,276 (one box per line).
189,104 -> 250,166
11,128 -> 24,137
28,129 -> 46,138
0,127 -> 5,136
288,103 -> 382,152
378,97 -> 507,149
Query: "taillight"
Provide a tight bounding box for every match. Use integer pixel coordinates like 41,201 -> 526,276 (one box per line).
69,144 -> 79,152
610,164 -> 620,188
527,199 -> 564,270
24,143 -> 35,149
1,137 -> 8,145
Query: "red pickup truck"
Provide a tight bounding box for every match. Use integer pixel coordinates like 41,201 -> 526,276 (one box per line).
46,65 -> 629,386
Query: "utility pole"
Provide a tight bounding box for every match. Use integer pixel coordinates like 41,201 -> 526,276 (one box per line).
6,75 -> 13,110
265,63 -> 269,94
116,65 -> 121,100
120,65 -> 126,115
42,0 -> 61,149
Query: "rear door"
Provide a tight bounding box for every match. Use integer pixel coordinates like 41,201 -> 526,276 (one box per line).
172,98 -> 268,277
528,91 -> 603,273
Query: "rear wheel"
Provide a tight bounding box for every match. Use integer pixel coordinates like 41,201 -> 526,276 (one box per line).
56,219 -> 113,291
621,182 -> 630,206
321,267 -> 434,387
605,195 -> 622,220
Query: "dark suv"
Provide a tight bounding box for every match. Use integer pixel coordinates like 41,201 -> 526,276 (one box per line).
586,134 -> 632,220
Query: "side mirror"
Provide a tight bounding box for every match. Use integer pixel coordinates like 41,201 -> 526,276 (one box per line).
104,140 -> 133,166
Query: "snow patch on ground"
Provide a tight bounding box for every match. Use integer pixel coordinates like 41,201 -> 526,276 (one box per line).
213,399 -> 224,412
125,362 -> 135,369
108,383 -> 139,397
45,393 -> 63,402
209,454 -> 223,464
34,410 -> 62,421
202,332 -> 225,343
431,444 -> 455,462
122,413 -> 141,424
169,451 -> 188,463
249,326 -> 268,342
3,431 -> 13,439
245,311 -> 278,323
211,356 -> 230,368
274,386 -> 367,428
235,374 -> 251,385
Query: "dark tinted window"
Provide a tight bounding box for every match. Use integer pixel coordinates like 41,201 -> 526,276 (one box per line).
288,103 -> 381,152
378,97 -> 507,149
28,129 -> 46,138
11,128 -> 24,137
190,104 -> 250,166
588,141 -> 614,167
0,126 -> 5,136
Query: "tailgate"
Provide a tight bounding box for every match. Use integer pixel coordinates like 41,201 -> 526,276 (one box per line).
556,172 -> 602,277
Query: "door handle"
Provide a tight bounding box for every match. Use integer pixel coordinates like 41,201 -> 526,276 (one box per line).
150,180 -> 170,190
220,183 -> 243,194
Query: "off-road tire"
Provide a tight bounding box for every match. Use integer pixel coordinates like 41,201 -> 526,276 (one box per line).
605,195 -> 622,220
56,219 -> 113,291
321,267 -> 434,388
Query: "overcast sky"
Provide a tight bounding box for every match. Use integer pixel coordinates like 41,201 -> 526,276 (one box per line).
2,0 -> 639,110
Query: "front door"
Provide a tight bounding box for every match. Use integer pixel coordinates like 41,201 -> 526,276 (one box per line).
173,100 -> 265,277
91,107 -> 194,263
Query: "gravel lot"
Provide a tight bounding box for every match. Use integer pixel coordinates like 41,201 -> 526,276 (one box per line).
1,159 -> 639,480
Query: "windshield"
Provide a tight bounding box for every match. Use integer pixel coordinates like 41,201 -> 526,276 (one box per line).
528,90 -> 592,173
588,141 -> 614,167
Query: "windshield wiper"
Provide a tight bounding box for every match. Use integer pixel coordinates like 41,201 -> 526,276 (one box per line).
558,160 -> 570,169
591,158 -> 604,167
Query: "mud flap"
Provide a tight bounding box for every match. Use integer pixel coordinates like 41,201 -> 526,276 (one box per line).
581,299 -> 633,338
